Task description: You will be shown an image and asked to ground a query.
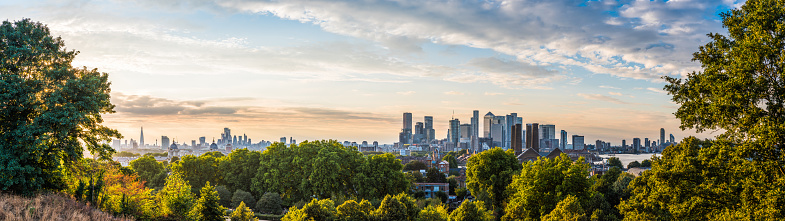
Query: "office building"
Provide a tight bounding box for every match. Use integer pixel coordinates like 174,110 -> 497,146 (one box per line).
560,130 -> 567,149
483,112 -> 495,138
449,118 -> 460,144
670,134 -> 675,143
400,112 -> 413,145
660,128 -> 665,148
526,123 -> 540,152
539,124 -> 556,140
280,137 -> 286,144
645,138 -> 650,152
199,136 -> 206,146
161,136 -> 170,150
512,124 -> 523,155
633,138 -> 641,152
572,135 -> 585,150
505,113 -> 517,149
424,116 -> 435,143
140,127 -> 144,147
471,110 -> 479,139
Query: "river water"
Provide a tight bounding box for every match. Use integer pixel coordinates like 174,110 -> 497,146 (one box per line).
597,153 -> 660,167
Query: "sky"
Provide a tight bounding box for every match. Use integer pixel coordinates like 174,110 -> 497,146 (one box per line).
2,0 -> 744,145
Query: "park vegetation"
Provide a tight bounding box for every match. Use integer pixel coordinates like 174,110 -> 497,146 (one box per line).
4,0 -> 785,219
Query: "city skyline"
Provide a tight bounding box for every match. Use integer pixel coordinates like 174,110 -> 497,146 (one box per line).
0,0 -> 740,143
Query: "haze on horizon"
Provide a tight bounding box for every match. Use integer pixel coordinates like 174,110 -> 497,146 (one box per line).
0,0 -> 742,144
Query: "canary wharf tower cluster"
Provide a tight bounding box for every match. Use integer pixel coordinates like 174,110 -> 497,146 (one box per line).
397,110 -> 677,155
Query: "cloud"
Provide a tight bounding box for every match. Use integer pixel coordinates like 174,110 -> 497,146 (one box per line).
608,92 -> 623,96
444,91 -> 465,95
647,87 -> 668,94
577,93 -> 630,104
484,92 -> 504,96
397,91 -> 416,95
600,85 -> 620,89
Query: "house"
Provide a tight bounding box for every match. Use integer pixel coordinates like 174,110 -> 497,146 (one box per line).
438,160 -> 450,174
414,183 -> 450,199
516,147 -> 565,163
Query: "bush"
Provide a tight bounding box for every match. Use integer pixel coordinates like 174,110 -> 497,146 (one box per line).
255,213 -> 284,221
256,192 -> 283,215
627,161 -> 641,169
216,185 -> 232,208
232,189 -> 256,208
231,201 -> 256,221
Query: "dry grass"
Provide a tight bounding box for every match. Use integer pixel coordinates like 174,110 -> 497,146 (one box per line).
0,193 -> 132,221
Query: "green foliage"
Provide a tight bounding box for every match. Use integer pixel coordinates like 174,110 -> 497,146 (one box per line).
130,155 -> 166,189
404,160 -> 429,171
503,154 -> 592,221
626,161 -> 641,169
434,191 -> 448,204
541,195 -> 586,221
144,152 -> 168,157
231,201 -> 257,221
216,185 -> 232,208
448,200 -> 493,221
172,153 -> 223,193
588,167 -> 622,220
336,199 -> 373,221
466,147 -> 522,214
407,171 -> 426,183
607,157 -> 623,169
0,18 -> 120,195
447,176 -> 457,195
232,189 -> 256,209
157,171 -> 193,219
353,153 -> 411,200
189,181 -> 226,221
417,204 -> 448,221
256,192 -> 283,215
455,188 -> 468,200
371,194 -> 408,221
640,159 -> 652,168
220,148 -> 261,193
442,152 -> 458,169
282,198 -> 337,221
426,167 -> 447,183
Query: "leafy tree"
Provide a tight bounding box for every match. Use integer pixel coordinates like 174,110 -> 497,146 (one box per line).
404,160 -> 428,171
219,148 -> 260,193
371,194 -> 408,221
256,192 -> 283,215
447,176 -> 458,195
189,181 -> 226,221
448,200 -> 493,221
172,153 -> 223,194
130,155 -> 166,189
455,188 -> 468,200
626,161 -> 641,169
466,147 -> 522,215
157,171 -> 193,219
541,195 -> 586,221
417,204 -> 449,221
0,19 -> 121,195
336,199 -> 373,221
503,154 -> 592,221
434,191 -> 448,204
624,0 -> 785,219
216,185 -> 232,208
607,157 -> 622,169
353,153 -> 410,200
442,152 -> 458,169
282,198 -> 337,221
640,159 -> 652,168
426,167 -> 447,183
232,189 -> 256,209
407,171 -> 426,183
587,167 -> 622,220
231,201 -> 257,221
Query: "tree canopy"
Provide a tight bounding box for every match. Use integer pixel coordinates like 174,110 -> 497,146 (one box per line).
0,18 -> 120,195
466,147 -> 522,216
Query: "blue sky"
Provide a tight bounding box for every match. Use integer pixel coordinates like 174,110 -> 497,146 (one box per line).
2,0 -> 744,144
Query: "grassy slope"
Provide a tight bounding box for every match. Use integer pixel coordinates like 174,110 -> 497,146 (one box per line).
0,193 -> 132,221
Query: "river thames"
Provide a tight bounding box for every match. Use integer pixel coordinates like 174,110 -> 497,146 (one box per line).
597,153 -> 660,167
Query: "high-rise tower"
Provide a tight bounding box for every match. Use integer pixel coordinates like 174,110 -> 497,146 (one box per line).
400,112 -> 413,145
140,126 -> 144,147
471,110 -> 479,139
483,112 -> 494,138
660,128 -> 665,148
424,116 -> 435,143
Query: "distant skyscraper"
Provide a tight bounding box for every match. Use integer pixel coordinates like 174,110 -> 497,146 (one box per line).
401,112 -> 413,145
460,123 -> 472,144
526,123 -> 540,152
645,138 -> 650,152
669,134 -> 675,143
224,127 -> 231,145
622,139 -> 627,149
280,137 -> 286,144
505,113 -> 517,149
140,127 -> 144,147
243,134 -> 248,146
424,116 -> 435,143
512,124 -> 523,155
540,124 -> 556,140
191,140 -> 196,147
572,135 -> 585,150
560,130 -> 567,149
471,110 -> 479,139
161,136 -> 170,150
449,118 -> 461,144
660,128 -> 665,147
633,138 -> 641,151
414,122 -> 425,144
199,136 -> 206,146
483,112 -> 494,138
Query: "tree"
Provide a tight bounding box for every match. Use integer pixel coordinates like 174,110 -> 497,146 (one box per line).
434,191 -> 448,204
448,200 -> 493,221
640,159 -> 652,168
336,199 -> 373,221
231,201 -> 257,221
626,161 -> 641,169
157,171 -> 193,219
503,154 -> 592,221
442,152 -> 458,169
232,189 -> 256,209
607,157 -> 622,169
425,167 -> 447,183
619,0 -> 785,219
172,153 -> 223,194
0,19 -> 121,195
220,148 -> 261,193
189,181 -> 226,221
541,195 -> 586,221
282,198 -> 337,221
216,185 -> 232,208
417,204 -> 449,221
256,192 -> 283,215
130,155 -> 166,189
353,153 -> 410,200
466,147 -> 522,216
371,194 -> 408,221
404,160 -> 428,171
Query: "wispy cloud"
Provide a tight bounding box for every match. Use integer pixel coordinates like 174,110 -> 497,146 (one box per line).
445,91 -> 465,95
397,91 -> 416,95
484,92 -> 504,96
600,85 -> 620,89
577,93 -> 630,104
608,92 -> 623,96
647,87 -> 668,94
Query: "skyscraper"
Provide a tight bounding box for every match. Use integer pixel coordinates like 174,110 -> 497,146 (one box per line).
449,118 -> 460,144
400,112 -> 413,145
199,136 -> 206,146
505,113 -> 517,149
483,112 -> 495,138
526,123 -> 539,152
424,116 -> 435,143
512,124 -> 523,155
572,135 -> 585,150
539,124 -> 556,140
633,138 -> 641,152
560,130 -> 567,149
670,134 -> 675,143
471,110 -> 479,139
161,136 -> 170,150
224,127 -> 231,145
660,128 -> 665,148
280,137 -> 286,144
645,138 -> 650,152
140,126 -> 144,147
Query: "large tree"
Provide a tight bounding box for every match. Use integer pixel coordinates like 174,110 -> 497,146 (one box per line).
219,148 -> 261,193
621,0 -> 785,219
465,147 -> 522,216
0,19 -> 120,194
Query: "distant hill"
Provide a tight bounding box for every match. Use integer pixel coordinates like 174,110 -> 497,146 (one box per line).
0,193 -> 131,221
